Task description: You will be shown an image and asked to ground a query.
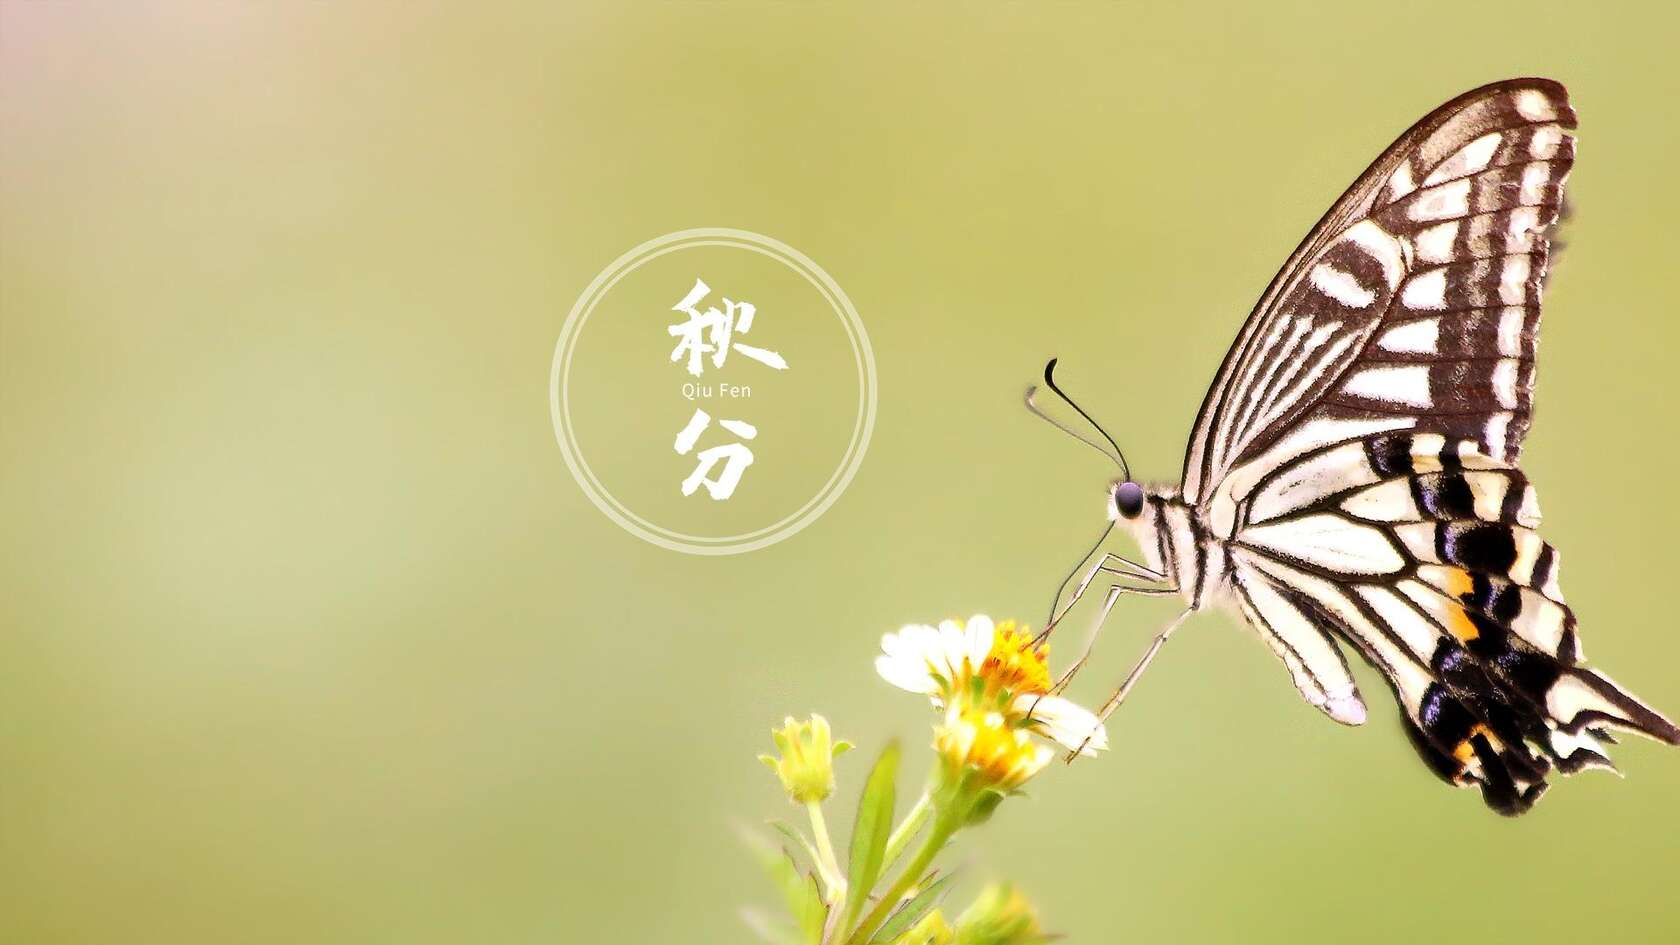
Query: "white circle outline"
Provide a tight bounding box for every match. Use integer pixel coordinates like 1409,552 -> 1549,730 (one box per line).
549,228 -> 877,555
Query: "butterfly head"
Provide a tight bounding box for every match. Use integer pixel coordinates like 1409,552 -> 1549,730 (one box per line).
1109,479 -> 1146,520
1104,478 -> 1172,579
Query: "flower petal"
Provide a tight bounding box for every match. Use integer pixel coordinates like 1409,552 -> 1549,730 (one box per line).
935,620 -> 968,674
1019,743 -> 1055,781
1015,694 -> 1109,755
963,614 -> 995,668
878,624 -> 962,695
882,624 -> 928,658
879,630 -> 906,657
876,654 -> 938,693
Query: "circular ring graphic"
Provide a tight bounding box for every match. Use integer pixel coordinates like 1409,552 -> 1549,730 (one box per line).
550,228 -> 877,555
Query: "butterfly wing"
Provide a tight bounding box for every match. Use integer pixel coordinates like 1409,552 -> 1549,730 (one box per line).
1228,435 -> 1679,813
1190,79 -> 1679,813
1183,78 -> 1574,510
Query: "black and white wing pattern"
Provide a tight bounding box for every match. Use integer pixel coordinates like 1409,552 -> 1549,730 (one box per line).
1188,79 -> 1680,814
1184,79 -> 1573,507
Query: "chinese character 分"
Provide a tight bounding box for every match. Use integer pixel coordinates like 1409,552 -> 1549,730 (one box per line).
668,278 -> 788,377
673,407 -> 757,500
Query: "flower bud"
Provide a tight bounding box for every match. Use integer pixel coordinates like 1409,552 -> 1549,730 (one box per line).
889,908 -> 954,945
759,714 -> 851,804
954,885 -> 1048,945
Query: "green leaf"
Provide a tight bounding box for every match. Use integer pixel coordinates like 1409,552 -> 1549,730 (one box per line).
742,828 -> 808,917
869,872 -> 954,944
795,872 -> 826,944
842,740 -> 900,933
769,821 -> 821,873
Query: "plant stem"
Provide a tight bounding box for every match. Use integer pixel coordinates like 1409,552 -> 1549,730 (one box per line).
805,799 -> 846,899
881,790 -> 931,870
844,816 -> 955,945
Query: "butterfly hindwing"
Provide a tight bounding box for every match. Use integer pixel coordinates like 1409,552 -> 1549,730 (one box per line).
1229,559 -> 1366,725
1226,428 -> 1679,813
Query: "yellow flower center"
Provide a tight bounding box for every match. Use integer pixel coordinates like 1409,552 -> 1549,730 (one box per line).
936,705 -> 1050,793
979,621 -> 1052,696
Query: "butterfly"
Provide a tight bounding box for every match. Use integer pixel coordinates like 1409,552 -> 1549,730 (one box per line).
1030,78 -> 1678,815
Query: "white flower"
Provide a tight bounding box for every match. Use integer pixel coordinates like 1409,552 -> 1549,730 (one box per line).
875,616 -> 994,698
876,614 -> 1109,757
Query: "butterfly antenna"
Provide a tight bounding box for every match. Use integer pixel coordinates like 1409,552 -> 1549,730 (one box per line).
1024,386 -> 1118,467
1039,358 -> 1131,481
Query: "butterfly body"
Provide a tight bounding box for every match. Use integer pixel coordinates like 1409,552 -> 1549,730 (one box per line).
1076,78 -> 1679,814
1113,487 -> 1222,609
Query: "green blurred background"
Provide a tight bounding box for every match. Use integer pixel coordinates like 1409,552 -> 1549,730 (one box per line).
5,3 -> 1679,943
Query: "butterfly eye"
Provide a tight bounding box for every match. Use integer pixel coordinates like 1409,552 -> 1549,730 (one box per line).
1113,481 -> 1145,519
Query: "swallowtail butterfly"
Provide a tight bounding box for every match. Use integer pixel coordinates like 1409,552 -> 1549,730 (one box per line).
1034,78 -> 1678,815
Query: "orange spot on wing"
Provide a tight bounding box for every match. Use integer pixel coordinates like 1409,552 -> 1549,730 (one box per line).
1447,604 -> 1481,642
1453,723 -> 1500,763
1443,567 -> 1475,598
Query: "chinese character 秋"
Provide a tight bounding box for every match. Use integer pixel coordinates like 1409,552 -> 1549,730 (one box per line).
668,278 -> 788,377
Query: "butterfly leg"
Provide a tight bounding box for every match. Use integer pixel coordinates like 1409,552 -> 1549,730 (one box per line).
1069,607 -> 1194,759
1045,551 -> 1168,637
1049,582 -> 1179,695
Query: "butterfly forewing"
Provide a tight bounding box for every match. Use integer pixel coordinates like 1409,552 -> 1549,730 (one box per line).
1184,80 -> 1575,511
